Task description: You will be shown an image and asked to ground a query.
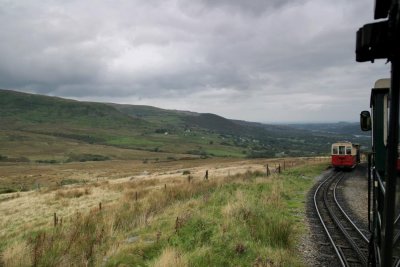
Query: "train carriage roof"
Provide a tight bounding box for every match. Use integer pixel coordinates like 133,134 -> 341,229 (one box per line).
370,78 -> 390,107
374,78 -> 390,88
332,141 -> 353,146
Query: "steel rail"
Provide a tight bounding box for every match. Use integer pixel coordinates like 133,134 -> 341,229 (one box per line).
333,174 -> 369,243
391,213 -> 400,247
313,172 -> 346,267
314,170 -> 370,266
323,172 -> 368,266
330,172 -> 369,266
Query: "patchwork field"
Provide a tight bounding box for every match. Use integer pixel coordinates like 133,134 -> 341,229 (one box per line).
0,157 -> 328,266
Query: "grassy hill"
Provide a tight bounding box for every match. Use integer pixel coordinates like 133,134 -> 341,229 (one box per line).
0,90 -> 144,129
0,89 -> 368,162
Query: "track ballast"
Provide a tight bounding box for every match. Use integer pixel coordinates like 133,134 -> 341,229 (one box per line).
313,170 -> 369,266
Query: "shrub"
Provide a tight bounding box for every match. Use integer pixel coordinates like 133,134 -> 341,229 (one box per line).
55,188 -> 91,199
66,154 -> 110,163
155,128 -> 168,134
0,188 -> 18,194
36,159 -> 59,164
0,156 -> 30,162
60,179 -> 82,186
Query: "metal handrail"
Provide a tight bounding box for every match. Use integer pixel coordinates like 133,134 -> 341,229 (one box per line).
377,208 -> 382,229
376,171 -> 386,195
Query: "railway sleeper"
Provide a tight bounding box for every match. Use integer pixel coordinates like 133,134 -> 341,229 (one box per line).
338,245 -> 365,265
317,252 -> 336,259
317,242 -> 331,246
346,258 -> 363,266
312,232 -> 328,237
337,246 -> 351,266
337,245 -> 353,250
326,226 -> 338,231
337,246 -> 364,266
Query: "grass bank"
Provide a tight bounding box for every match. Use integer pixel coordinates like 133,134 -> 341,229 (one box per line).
1,162 -> 327,266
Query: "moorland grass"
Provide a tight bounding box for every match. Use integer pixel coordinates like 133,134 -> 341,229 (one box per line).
0,162 -> 327,267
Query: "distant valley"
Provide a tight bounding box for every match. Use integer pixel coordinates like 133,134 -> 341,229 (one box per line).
0,89 -> 369,163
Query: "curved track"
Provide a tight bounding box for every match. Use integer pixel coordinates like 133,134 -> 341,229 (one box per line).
313,170 -> 369,266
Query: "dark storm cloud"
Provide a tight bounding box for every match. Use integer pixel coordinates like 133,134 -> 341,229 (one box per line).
0,0 -> 389,122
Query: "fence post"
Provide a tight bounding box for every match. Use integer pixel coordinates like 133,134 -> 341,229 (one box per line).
278,164 -> 281,174
157,231 -> 161,242
175,217 -> 180,233
54,213 -> 57,227
99,202 -> 102,211
135,191 -> 138,201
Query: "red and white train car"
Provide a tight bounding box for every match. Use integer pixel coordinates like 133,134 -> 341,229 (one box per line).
331,142 -> 360,169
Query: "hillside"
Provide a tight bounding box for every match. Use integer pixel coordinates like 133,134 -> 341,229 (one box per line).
0,89 -> 369,162
0,90 -> 144,129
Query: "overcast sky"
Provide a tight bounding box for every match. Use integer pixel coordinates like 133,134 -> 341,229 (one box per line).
0,0 -> 390,123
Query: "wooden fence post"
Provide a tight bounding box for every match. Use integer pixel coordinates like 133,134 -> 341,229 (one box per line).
99,202 -> 102,211
135,191 -> 138,201
54,213 -> 57,227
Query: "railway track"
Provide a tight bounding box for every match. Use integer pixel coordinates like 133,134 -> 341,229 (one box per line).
313,170 -> 369,266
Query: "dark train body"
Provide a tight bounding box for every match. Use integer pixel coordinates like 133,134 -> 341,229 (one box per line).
356,0 -> 400,264
361,78 -> 400,266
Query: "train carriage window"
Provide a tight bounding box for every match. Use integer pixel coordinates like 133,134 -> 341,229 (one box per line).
332,146 -> 338,154
346,147 -> 352,155
339,146 -> 345,155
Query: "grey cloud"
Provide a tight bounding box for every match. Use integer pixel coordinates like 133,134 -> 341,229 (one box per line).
0,0 -> 387,122
192,0 -> 299,16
